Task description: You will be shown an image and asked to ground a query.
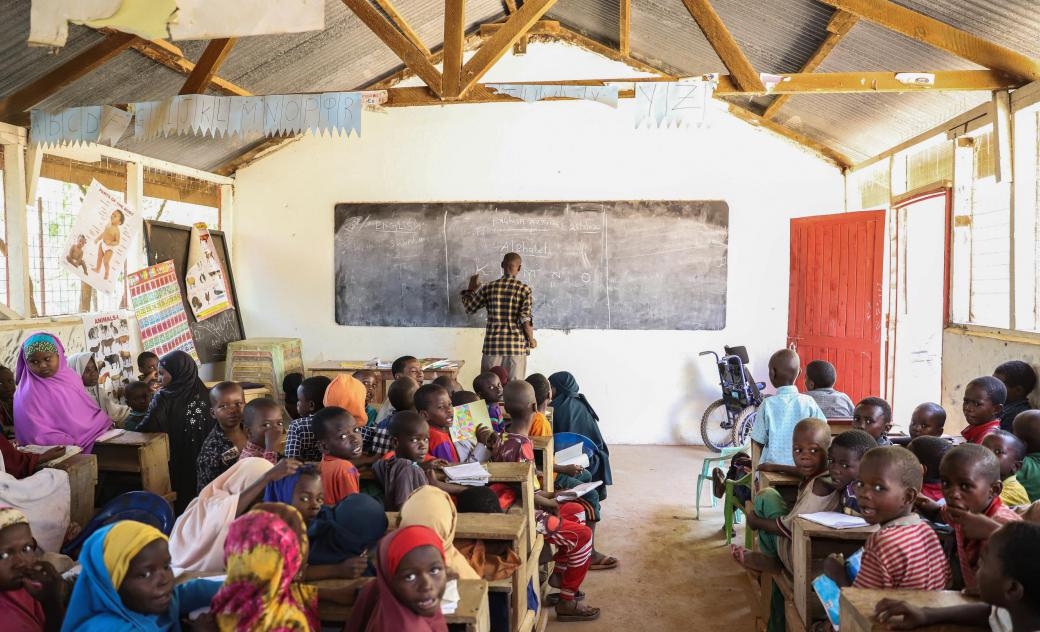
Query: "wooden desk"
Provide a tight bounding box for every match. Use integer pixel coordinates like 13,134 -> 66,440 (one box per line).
828,417 -> 854,435
307,360 -> 465,404
47,454 -> 98,527
93,432 -> 174,502
310,578 -> 490,631
792,517 -> 878,628
530,435 -> 554,494
759,469 -> 801,505
485,462 -> 537,553
840,588 -> 986,632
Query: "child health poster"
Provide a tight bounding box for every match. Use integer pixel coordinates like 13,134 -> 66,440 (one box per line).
60,179 -> 142,295
185,222 -> 233,321
128,260 -> 199,362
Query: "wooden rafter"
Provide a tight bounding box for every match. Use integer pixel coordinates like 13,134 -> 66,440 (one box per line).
714,69 -> 1015,94
679,0 -> 765,92
372,0 -> 431,56
179,38 -> 237,95
818,0 -> 1040,83
130,39 -> 252,96
458,0 -> 558,95
619,0 -> 631,56
763,10 -> 857,119
342,0 -> 443,95
502,0 -> 528,54
0,31 -> 136,122
725,104 -> 851,169
442,0 -> 467,98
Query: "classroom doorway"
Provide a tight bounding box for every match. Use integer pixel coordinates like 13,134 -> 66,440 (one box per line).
788,211 -> 886,405
885,190 -> 950,425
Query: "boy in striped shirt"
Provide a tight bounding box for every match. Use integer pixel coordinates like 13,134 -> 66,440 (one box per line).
824,446 -> 949,590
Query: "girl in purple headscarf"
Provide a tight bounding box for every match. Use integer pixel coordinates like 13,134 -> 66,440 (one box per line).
14,333 -> 112,453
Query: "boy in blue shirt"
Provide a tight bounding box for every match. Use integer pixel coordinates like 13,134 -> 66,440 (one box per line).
751,348 -> 824,466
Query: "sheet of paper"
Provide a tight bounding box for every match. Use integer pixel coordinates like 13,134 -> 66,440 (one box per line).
29,0 -> 122,47
443,462 -> 489,482
96,428 -> 126,442
486,84 -> 619,108
31,106 -> 132,147
128,260 -> 199,362
60,179 -> 142,295
440,579 -> 460,614
83,312 -> 138,391
555,442 -> 589,468
84,0 -> 177,40
19,445 -> 83,467
555,480 -> 602,501
451,401 -> 491,444
633,79 -> 715,129
169,0 -> 324,40
798,511 -> 870,529
185,223 -> 233,321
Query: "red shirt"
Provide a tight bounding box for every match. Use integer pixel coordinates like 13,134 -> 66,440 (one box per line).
320,455 -> 360,505
961,420 -> 1000,444
950,497 -> 1021,589
853,514 -> 949,590
428,426 -> 459,463
920,481 -> 944,502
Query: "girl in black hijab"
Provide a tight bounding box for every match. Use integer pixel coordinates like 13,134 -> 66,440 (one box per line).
138,350 -> 214,512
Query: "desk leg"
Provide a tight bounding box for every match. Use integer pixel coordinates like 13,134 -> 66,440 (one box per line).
139,443 -> 173,499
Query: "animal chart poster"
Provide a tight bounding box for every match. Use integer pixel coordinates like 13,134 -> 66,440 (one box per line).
60,179 -> 143,295
128,261 -> 199,362
82,312 -> 138,392
185,222 -> 233,321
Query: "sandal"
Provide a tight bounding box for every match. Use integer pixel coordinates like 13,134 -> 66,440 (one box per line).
545,591 -> 585,606
588,555 -> 619,571
556,605 -> 601,622
712,467 -> 727,499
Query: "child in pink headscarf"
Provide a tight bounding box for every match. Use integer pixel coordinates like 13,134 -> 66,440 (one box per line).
14,333 -> 111,453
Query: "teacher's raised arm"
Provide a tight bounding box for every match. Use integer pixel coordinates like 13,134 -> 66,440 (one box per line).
460,252 -> 536,381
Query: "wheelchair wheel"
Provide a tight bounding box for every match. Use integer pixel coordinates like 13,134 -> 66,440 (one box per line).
731,405 -> 759,448
700,399 -> 734,452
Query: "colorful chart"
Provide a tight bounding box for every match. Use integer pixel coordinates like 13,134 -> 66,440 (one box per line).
128,260 -> 199,362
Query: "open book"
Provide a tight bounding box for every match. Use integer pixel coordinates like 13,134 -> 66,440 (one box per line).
443,462 -> 490,486
555,480 -> 602,502
799,511 -> 869,529
441,579 -> 460,614
555,443 -> 590,469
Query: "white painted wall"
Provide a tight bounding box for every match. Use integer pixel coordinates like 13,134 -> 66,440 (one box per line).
232,43 -> 845,445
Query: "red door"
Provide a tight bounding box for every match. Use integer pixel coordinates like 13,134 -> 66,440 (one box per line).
788,211 -> 885,404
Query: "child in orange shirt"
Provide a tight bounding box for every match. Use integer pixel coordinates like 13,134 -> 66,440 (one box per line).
525,373 -> 553,437
312,406 -> 363,505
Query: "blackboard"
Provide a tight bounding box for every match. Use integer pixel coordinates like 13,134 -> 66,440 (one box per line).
143,221 -> 245,362
334,201 -> 728,331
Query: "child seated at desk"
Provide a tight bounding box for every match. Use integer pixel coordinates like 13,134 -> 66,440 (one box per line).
994,360 -> 1036,433
373,356 -> 425,425
982,430 -> 1030,508
853,397 -> 894,446
919,444 -> 1021,591
373,411 -> 466,509
375,377 -> 419,431
282,371 -> 303,420
732,417 -> 838,574
0,506 -> 67,632
805,359 -> 855,419
875,522 -> 1040,632
824,446 -> 949,590
285,376 -> 331,462
473,371 -> 505,429
961,376 -> 1006,444
830,429 -> 877,516
904,402 -> 947,444
313,406 -> 363,505
908,436 -> 950,506
352,370 -> 379,426
525,373 -> 553,437
414,384 -> 459,464
489,380 -> 601,621
122,381 -> 151,432
238,398 -> 283,464
1012,410 -> 1040,501
197,382 -> 248,492
750,349 -> 825,467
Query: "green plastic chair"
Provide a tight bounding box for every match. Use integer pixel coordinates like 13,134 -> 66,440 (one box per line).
724,471 -> 753,548
695,445 -> 745,520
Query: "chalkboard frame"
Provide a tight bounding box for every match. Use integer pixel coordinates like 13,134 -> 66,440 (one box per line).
143,220 -> 246,363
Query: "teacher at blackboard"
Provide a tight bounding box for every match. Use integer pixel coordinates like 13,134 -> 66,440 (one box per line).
461,252 -> 537,380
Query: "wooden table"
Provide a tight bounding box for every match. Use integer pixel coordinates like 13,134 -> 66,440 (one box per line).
93,431 -> 174,503
792,517 -> 878,628
310,578 -> 491,631
47,454 -> 98,528
530,435 -> 554,494
758,469 -> 801,505
485,462 -> 537,553
828,417 -> 854,435
307,360 -> 465,404
840,588 -> 986,632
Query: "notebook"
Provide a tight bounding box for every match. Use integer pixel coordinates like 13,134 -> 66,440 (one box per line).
555,480 -> 602,502
799,511 -> 870,529
555,443 -> 590,469
443,462 -> 490,486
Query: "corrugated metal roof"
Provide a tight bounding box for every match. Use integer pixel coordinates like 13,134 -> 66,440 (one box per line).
0,0 -> 1037,171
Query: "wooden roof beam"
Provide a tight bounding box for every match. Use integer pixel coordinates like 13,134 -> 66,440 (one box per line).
502,0 -> 528,54
179,38 -> 237,95
442,0 -> 466,98
458,0 -> 559,96
818,0 -> 1040,83
342,0 -> 443,96
372,0 -> 431,57
764,10 -> 857,119
620,0 -> 631,56
679,0 -> 765,92
130,38 -> 252,96
726,104 -> 850,170
0,31 -> 136,122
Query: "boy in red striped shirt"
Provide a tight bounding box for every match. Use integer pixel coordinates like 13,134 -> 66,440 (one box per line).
824,446 -> 949,590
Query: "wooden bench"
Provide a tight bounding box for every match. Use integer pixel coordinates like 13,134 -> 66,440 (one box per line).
530,435 -> 554,494
310,577 -> 491,631
93,431 -> 174,502
840,588 -> 986,632
47,453 -> 98,528
792,517 -> 878,629
307,360 -> 466,404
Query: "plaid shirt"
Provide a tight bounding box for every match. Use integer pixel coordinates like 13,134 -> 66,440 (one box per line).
361,425 -> 394,456
285,415 -> 322,462
461,274 -> 533,356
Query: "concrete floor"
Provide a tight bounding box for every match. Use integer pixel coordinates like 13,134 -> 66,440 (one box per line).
546,445 -> 754,631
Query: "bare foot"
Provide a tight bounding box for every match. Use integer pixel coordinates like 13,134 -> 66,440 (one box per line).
731,546 -> 781,573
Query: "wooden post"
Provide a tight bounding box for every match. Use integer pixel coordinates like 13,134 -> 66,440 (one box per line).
1,131 -> 30,317
619,0 -> 631,56
442,0 -> 467,98
36,197 -> 45,316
